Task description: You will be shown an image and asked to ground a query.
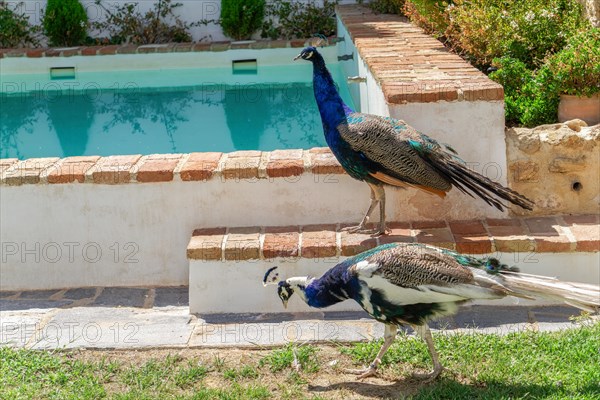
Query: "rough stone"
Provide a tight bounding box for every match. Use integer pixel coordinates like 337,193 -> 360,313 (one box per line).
506,122 -> 599,216
509,161 -> 539,182
31,307 -> 192,349
154,287 -> 189,307
548,156 -> 587,173
94,288 -> 149,308
507,128 -> 541,154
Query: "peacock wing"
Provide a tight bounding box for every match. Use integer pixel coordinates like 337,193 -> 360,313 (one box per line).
337,113 -> 452,192
359,244 -> 474,288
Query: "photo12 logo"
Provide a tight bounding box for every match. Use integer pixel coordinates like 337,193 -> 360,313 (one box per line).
1,241 -> 139,264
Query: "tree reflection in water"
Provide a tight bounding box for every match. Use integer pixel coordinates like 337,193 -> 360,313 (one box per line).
0,82 -> 327,159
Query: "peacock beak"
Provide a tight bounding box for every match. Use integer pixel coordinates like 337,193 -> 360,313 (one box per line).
293,54 -> 302,61
281,299 -> 288,309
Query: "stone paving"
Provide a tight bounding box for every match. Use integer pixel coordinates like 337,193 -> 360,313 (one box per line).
0,287 -> 593,350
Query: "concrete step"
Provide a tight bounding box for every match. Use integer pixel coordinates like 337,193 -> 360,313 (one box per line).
187,215 -> 599,315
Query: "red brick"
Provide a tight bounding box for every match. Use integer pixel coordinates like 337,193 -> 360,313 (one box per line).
533,235 -> 574,253
91,155 -> 141,184
269,40 -> 289,48
486,218 -> 521,227
228,150 -> 262,158
137,46 -> 157,54
222,155 -> 260,180
263,232 -> 300,258
449,220 -> 487,235
173,43 -> 193,52
155,44 -> 175,53
193,227 -> 226,236
2,158 -> 59,185
116,45 -> 138,54
187,234 -> 224,260
290,39 -> 308,48
26,49 -> 44,58
0,158 -> 18,173
569,222 -> 600,252
44,49 -> 61,57
379,222 -> 413,245
524,217 -> 561,235
81,47 -> 100,56
180,152 -> 222,181
562,215 -> 599,225
192,43 -> 211,52
310,151 -> 344,174
98,45 -> 119,55
211,41 -> 231,51
136,156 -> 181,182
302,225 -> 337,258
341,232 -> 378,256
266,159 -> 304,178
270,149 -> 303,160
4,48 -> 27,57
486,223 -> 527,237
225,227 -> 261,260
412,220 -> 446,230
454,236 -> 492,254
414,227 -> 455,250
60,47 -> 80,57
230,41 -> 251,50
249,41 -> 269,50
47,156 -> 100,184
264,226 -> 300,234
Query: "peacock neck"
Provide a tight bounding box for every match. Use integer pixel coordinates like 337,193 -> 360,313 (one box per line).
312,59 -> 352,144
302,263 -> 356,308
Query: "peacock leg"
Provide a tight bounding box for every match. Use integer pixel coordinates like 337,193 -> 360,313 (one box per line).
343,182 -> 382,234
344,324 -> 397,380
373,184 -> 389,235
411,323 -> 443,381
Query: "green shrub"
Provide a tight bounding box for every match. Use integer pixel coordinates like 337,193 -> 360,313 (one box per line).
92,0 -> 197,45
446,0 -> 585,69
220,0 -> 265,41
490,57 -> 559,127
42,0 -> 88,46
0,1 -> 41,48
368,0 -> 405,14
544,27 -> 600,97
402,0 -> 449,37
261,0 -> 338,40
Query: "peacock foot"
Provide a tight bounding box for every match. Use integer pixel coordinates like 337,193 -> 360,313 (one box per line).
341,225 -> 389,236
343,364 -> 378,380
411,365 -> 443,381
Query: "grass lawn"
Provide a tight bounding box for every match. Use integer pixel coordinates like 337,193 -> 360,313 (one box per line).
1,322 -> 598,399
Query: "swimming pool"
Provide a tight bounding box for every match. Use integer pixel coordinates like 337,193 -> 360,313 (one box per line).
0,63 -> 355,159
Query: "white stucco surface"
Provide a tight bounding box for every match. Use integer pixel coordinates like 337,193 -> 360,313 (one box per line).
0,172 -> 511,290
189,252 -> 600,314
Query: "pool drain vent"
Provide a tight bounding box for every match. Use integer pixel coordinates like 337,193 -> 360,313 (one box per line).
50,67 -> 76,80
232,59 -> 257,75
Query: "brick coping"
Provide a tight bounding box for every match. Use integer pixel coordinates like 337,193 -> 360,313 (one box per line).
336,5 -> 503,103
0,38 -> 337,59
0,148 -> 346,186
187,215 -> 600,261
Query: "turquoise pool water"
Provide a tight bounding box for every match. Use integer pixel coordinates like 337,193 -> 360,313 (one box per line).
0,64 -> 355,159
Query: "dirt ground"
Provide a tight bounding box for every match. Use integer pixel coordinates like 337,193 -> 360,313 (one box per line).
73,345 -> 439,399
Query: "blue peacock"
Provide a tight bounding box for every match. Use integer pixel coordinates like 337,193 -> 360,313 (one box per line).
264,243 -> 600,380
294,47 -> 534,235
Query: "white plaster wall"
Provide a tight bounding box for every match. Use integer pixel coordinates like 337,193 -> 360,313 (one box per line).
13,0 -> 358,44
0,172 -> 513,290
0,46 -> 340,76
190,252 -> 600,314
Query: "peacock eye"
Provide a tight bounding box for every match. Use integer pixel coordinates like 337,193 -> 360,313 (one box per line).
306,51 -> 313,59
